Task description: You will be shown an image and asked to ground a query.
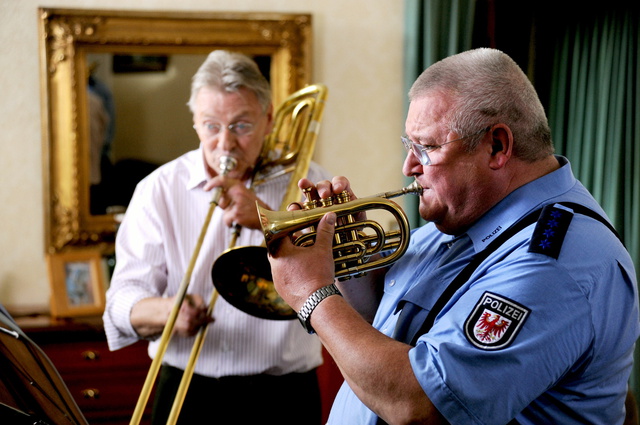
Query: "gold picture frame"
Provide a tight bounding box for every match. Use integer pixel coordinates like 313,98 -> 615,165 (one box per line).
46,250 -> 106,317
38,8 -> 313,254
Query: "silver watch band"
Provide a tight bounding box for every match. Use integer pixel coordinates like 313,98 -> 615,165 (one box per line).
297,283 -> 342,334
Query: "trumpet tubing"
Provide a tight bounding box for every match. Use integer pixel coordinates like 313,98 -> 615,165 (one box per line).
258,180 -> 423,280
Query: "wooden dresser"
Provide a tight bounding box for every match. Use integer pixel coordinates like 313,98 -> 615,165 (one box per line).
13,314 -> 153,425
10,311 -> 343,425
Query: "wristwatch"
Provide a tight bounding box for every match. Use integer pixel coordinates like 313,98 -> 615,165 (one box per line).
297,283 -> 342,334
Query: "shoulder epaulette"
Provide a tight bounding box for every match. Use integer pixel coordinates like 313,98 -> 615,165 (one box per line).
528,205 -> 573,259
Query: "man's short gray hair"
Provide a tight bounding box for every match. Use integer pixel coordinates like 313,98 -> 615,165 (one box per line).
409,48 -> 554,161
187,50 -> 271,113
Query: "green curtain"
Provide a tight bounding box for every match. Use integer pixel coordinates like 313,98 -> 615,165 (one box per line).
547,6 -> 640,397
402,0 -> 476,228
403,0 -> 640,405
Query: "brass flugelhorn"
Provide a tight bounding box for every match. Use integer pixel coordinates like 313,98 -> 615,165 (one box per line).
211,180 -> 422,320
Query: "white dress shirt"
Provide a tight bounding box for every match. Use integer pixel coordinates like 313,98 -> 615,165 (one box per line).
103,148 -> 329,377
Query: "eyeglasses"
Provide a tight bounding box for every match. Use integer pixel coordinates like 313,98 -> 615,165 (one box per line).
401,126 -> 491,166
193,121 -> 255,137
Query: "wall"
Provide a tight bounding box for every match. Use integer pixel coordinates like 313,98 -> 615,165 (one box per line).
0,0 -> 405,307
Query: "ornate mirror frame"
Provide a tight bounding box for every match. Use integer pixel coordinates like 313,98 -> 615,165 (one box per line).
39,8 -> 312,254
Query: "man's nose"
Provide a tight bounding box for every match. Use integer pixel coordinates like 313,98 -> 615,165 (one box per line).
218,127 -> 237,151
402,148 -> 420,177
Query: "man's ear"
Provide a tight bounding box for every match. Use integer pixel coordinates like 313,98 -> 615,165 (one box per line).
488,124 -> 513,169
264,103 -> 275,133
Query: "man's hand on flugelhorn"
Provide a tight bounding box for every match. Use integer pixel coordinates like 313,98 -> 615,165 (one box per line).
298,176 -> 355,201
260,176 -> 421,323
268,209 -> 338,313
297,176 -> 367,223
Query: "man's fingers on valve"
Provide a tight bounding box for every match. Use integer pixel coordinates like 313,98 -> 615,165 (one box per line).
330,175 -> 351,193
314,179 -> 336,199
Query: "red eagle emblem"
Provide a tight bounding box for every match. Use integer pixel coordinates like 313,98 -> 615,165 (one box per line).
465,292 -> 530,350
474,312 -> 511,342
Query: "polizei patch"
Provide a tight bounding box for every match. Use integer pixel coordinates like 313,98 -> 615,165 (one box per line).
464,292 -> 530,350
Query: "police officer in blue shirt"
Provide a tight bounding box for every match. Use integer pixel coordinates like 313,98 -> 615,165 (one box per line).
267,48 -> 639,424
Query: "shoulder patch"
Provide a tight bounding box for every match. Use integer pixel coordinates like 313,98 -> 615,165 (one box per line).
464,291 -> 530,350
528,204 -> 574,259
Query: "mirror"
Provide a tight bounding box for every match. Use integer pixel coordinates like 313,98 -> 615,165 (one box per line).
39,8 -> 312,254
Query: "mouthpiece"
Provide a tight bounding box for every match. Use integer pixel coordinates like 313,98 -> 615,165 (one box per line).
219,155 -> 238,174
376,180 -> 423,199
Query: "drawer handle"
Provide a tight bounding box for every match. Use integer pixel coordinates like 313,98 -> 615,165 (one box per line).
81,388 -> 101,399
81,350 -> 100,361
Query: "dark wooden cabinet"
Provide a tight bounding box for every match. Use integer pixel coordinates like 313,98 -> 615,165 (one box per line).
12,314 -> 343,425
14,315 -> 153,425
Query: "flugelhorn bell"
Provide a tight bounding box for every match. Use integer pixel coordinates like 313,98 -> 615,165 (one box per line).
211,181 -> 423,320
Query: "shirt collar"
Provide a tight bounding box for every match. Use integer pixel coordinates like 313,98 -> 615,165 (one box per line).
466,155 -> 576,252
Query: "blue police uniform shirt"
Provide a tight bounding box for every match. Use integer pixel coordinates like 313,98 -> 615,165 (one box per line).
327,156 -> 639,425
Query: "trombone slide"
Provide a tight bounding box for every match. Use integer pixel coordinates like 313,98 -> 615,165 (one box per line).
129,156 -> 236,425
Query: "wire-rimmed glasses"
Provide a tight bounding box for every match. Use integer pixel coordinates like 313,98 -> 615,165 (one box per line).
401,126 -> 491,165
194,122 -> 255,137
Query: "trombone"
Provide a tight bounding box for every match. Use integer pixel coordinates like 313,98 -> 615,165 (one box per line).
129,84 -> 328,425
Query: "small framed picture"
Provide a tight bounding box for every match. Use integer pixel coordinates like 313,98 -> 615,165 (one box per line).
46,250 -> 106,317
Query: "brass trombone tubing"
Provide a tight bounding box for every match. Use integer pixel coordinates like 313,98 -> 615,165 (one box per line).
226,84 -> 327,253
165,288 -> 220,424
129,157 -> 236,425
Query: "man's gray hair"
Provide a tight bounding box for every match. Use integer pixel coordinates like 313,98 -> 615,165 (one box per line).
188,50 -> 271,113
409,48 -> 554,161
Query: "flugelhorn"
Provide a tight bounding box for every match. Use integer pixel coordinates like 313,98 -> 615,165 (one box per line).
211,180 -> 422,320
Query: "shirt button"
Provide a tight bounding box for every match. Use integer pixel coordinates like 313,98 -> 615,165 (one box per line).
389,280 -> 396,287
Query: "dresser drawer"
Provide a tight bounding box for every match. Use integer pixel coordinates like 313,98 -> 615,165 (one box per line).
41,339 -> 150,374
42,341 -> 153,421
16,316 -> 155,425
62,367 -> 151,423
